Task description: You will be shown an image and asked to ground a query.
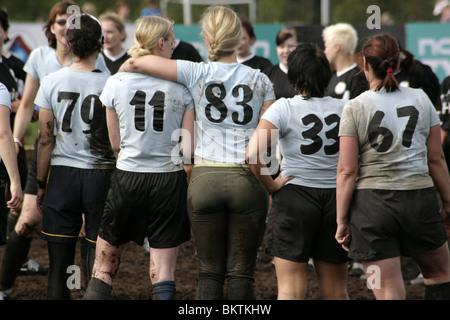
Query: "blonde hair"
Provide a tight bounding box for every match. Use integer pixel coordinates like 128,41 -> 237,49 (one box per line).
99,11 -> 127,42
128,15 -> 173,58
200,6 -> 241,61
322,23 -> 358,55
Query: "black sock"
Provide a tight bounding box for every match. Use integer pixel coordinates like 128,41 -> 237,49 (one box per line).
46,242 -> 76,300
6,212 -> 19,239
0,230 -> 32,290
425,282 -> 450,300
152,280 -> 176,300
85,277 -> 112,300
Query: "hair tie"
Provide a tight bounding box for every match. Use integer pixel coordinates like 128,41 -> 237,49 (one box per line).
387,68 -> 394,73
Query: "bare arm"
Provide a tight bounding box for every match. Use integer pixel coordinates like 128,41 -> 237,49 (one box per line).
12,74 -> 40,152
36,108 -> 55,214
120,56 -> 178,82
0,105 -> 23,213
246,119 -> 292,193
259,99 -> 275,119
180,109 -> 195,183
427,125 -> 450,220
335,136 -> 359,251
106,107 -> 120,157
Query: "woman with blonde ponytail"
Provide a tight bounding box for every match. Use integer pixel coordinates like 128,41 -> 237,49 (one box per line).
85,15 -> 195,300
122,6 -> 276,300
336,33 -> 450,300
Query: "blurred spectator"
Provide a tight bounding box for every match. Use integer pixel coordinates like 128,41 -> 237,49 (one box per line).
115,0 -> 131,22
141,0 -> 162,17
172,39 -> 203,62
434,0 -> 450,22
82,2 -> 97,16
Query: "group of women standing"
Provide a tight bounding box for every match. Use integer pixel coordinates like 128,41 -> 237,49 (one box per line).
0,1 -> 449,301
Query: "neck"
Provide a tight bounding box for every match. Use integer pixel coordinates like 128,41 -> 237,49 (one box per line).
106,45 -> 125,57
334,54 -> 354,72
237,50 -> 251,60
216,52 -> 237,63
70,53 -> 98,71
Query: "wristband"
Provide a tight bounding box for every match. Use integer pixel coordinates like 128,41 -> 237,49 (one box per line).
14,138 -> 22,147
36,179 -> 47,189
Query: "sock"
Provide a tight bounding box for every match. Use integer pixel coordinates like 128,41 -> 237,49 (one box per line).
85,241 -> 96,286
46,242 -> 76,300
425,281 -> 450,300
85,277 -> 112,300
152,280 -> 176,300
0,230 -> 32,291
6,212 -> 19,239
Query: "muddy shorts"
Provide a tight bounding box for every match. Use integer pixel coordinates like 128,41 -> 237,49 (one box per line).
41,166 -> 113,244
348,187 -> 447,261
266,184 -> 348,264
99,169 -> 191,248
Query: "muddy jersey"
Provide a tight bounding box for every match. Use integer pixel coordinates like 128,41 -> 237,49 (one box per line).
177,60 -> 275,164
34,68 -> 115,169
339,86 -> 439,190
100,72 -> 194,173
24,46 -> 109,81
262,95 -> 344,188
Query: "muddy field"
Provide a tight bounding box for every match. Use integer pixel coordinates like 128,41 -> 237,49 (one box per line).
0,234 -> 427,301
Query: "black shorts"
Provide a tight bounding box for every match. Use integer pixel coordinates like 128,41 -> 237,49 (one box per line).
99,169 -> 191,248
24,139 -> 38,195
266,184 -> 348,264
348,188 -> 448,261
41,166 -> 113,244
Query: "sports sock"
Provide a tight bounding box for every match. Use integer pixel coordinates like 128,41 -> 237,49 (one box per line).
425,281 -> 450,300
85,277 -> 112,300
152,280 -> 176,300
46,242 -> 76,300
0,230 -> 32,291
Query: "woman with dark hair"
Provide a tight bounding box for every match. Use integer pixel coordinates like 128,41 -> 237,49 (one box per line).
34,13 -> 115,300
336,33 -> 450,300
236,17 -> 272,71
263,26 -> 299,100
247,43 -> 348,300
0,1 -> 109,300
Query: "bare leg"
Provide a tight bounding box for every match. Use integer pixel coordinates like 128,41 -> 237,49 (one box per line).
314,260 -> 349,300
149,247 -> 179,284
273,256 -> 307,300
90,236 -> 128,285
362,257 -> 405,300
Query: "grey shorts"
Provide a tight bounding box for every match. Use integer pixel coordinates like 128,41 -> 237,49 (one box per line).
348,187 -> 447,261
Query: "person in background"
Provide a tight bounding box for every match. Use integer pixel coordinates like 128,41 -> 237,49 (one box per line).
237,17 -> 272,71
336,33 -> 450,300
0,83 -> 23,239
141,0 -> 162,17
322,22 -> 368,104
247,43 -> 348,300
100,12 -> 130,75
115,0 -> 131,22
434,0 -> 450,22
263,26 -> 299,100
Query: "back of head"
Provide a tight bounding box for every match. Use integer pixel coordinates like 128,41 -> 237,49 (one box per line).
362,33 -> 400,92
44,0 -> 79,48
66,14 -> 103,59
201,6 -> 241,61
287,43 -> 332,99
128,15 -> 173,58
322,23 -> 358,55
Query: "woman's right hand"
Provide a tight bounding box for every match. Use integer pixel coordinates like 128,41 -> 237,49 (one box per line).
335,221 -> 351,251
